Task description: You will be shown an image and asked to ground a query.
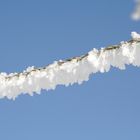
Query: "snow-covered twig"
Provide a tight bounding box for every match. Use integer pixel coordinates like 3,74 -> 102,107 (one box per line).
0,32 -> 140,100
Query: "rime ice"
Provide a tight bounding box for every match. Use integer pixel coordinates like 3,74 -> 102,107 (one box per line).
0,32 -> 140,100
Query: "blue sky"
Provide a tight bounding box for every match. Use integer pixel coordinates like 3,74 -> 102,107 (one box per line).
0,0 -> 140,139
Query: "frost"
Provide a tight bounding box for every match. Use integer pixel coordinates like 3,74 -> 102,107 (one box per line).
131,32 -> 140,41
0,32 -> 140,100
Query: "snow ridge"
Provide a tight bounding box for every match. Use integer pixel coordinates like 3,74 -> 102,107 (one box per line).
0,32 -> 140,100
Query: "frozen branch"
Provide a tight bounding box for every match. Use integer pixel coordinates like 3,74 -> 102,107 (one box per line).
0,32 -> 140,100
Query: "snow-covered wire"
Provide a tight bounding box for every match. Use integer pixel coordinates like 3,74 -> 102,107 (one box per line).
0,32 -> 140,100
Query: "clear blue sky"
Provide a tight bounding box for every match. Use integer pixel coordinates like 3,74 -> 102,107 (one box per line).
0,0 -> 140,140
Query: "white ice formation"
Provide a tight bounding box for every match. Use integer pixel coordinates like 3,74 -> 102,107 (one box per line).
0,32 -> 140,100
